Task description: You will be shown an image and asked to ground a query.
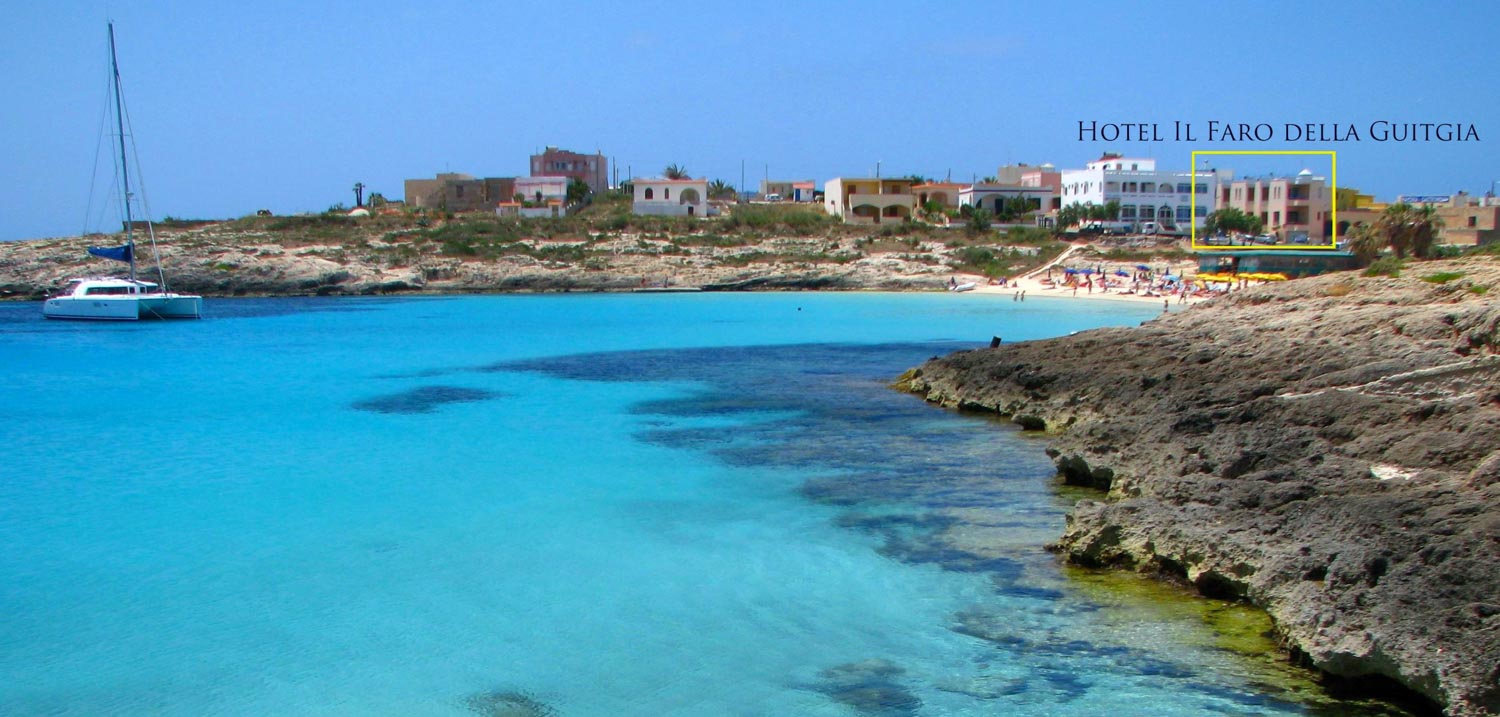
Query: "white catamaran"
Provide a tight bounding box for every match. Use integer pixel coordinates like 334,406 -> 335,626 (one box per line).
43,23 -> 202,321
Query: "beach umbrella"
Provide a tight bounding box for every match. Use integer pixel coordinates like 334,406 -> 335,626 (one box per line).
1114,270 -> 1129,276
1162,274 -> 1179,282
1080,268 -> 1094,275
1064,268 -> 1077,275
1135,264 -> 1150,271
1264,273 -> 1289,281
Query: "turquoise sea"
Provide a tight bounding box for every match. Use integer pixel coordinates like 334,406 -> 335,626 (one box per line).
0,293 -> 1391,716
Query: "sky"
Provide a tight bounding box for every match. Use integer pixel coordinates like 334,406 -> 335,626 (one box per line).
3,0 -> 1498,241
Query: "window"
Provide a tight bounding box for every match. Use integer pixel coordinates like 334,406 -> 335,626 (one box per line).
456,185 -> 465,198
1176,206 -> 1191,221
1158,183 -> 1172,194
1195,183 -> 1207,194
1142,182 -> 1156,193
645,188 -> 654,199
1469,216 -> 1478,227
1177,183 -> 1191,193
1120,205 -> 1136,219
1195,205 -> 1206,217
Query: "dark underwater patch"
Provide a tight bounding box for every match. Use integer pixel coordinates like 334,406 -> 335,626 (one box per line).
352,385 -> 500,414
810,659 -> 922,717
462,690 -> 556,717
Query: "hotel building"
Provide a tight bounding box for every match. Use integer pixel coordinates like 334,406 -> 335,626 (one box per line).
1218,170 -> 1332,243
1059,154 -> 1223,231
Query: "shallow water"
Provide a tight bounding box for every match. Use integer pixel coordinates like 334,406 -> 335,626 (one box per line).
0,293 -> 1403,715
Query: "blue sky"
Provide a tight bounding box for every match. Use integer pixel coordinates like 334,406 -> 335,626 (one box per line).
3,0 -> 1497,240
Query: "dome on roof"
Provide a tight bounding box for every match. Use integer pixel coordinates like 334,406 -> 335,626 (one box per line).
1298,168 -> 1313,176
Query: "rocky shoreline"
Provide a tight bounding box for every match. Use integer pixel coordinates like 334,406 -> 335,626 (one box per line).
0,215 -> 1057,299
897,258 -> 1499,716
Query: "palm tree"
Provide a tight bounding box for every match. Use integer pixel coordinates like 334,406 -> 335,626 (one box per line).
1408,204 -> 1443,258
1376,203 -> 1443,259
1345,222 -> 1384,262
707,179 -> 736,200
663,164 -> 689,180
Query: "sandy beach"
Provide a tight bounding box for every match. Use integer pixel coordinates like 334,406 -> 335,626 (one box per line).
962,243 -> 1207,307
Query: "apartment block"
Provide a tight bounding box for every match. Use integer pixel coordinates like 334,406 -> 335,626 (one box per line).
824,178 -> 915,224
1060,154 -> 1222,231
1218,169 -> 1332,243
530,147 -> 608,194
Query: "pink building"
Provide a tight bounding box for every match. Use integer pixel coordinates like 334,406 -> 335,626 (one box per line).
529,147 -> 608,194
1219,169 -> 1332,243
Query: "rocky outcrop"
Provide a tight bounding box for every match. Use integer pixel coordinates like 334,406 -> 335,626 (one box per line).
0,222 -> 972,299
898,258 -> 1500,716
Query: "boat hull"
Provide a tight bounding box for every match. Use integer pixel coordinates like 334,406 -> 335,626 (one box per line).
42,293 -> 203,321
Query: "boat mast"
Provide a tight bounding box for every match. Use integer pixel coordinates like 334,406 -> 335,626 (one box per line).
108,22 -> 136,283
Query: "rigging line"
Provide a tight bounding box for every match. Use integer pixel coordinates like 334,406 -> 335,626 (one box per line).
82,66 -> 112,238
119,86 -> 169,289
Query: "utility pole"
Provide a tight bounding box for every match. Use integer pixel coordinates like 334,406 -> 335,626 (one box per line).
741,159 -> 745,200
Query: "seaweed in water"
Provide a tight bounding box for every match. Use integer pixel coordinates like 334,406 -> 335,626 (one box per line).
351,385 -> 499,414
811,659 -> 923,716
463,690 -> 557,717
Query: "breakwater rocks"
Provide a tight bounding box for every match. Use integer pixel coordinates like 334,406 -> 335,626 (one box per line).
897,258 -> 1500,716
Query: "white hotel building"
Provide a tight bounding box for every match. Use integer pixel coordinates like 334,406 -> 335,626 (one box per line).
1059,154 -> 1229,231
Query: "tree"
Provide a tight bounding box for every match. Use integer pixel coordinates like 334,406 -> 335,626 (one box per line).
1005,195 -> 1038,220
1345,222 -> 1385,262
663,164 -> 689,180
1377,202 -> 1443,259
1056,202 -> 1086,232
368,192 -> 387,208
566,178 -> 590,204
708,179 -> 737,200
980,176 -> 998,184
966,207 -> 993,235
1204,207 -> 1263,236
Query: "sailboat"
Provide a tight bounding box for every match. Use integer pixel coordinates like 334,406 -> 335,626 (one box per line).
43,23 -> 202,321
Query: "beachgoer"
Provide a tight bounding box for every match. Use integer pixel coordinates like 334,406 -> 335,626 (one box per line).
1021,291 -> 1025,301
1163,299 -> 1169,312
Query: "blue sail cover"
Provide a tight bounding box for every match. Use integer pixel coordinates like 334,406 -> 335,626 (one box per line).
87,244 -> 133,263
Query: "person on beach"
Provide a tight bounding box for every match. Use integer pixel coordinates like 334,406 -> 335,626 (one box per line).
1164,299 -> 1169,312
1021,291 -> 1025,301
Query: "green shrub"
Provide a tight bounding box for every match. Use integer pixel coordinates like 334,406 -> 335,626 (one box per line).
1363,257 -> 1404,277
1420,271 -> 1464,284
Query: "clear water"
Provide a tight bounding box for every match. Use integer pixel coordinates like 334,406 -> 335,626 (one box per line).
0,294 -> 1366,715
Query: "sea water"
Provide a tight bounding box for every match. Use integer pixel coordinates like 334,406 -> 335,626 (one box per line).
0,294 -> 1396,716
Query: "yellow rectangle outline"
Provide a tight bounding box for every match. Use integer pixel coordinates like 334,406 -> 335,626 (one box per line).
1191,150 -> 1338,251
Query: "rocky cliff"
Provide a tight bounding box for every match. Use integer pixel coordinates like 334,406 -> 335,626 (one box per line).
898,258 -> 1500,715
